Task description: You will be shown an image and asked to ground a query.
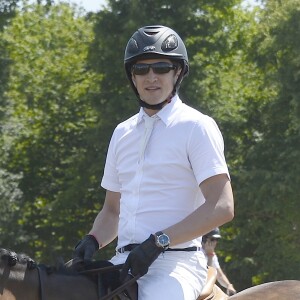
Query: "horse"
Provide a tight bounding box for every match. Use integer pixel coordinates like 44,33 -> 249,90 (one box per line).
1,248 -> 300,300
229,280 -> 300,300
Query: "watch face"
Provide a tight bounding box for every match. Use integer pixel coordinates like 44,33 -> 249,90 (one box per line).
158,234 -> 170,247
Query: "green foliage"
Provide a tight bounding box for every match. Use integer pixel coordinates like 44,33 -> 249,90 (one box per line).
0,2 -> 103,261
0,0 -> 19,118
0,0 -> 18,29
0,169 -> 24,246
233,0 -> 300,287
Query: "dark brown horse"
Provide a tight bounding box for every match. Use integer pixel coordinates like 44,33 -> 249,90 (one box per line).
1,248 -> 300,300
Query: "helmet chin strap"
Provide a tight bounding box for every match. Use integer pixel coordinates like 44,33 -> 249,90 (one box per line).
139,96 -> 172,110
138,82 -> 178,111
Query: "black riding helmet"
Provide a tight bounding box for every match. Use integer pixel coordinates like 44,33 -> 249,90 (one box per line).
124,25 -> 189,110
202,228 -> 222,243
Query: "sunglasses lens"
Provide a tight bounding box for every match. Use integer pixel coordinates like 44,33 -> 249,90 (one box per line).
152,62 -> 175,74
132,64 -> 150,75
132,62 -> 176,75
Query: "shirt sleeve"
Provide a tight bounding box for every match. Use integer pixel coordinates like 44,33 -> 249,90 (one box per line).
212,254 -> 221,269
100,130 -> 121,192
187,116 -> 229,185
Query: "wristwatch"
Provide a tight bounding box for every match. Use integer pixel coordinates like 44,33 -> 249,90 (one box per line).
154,231 -> 170,250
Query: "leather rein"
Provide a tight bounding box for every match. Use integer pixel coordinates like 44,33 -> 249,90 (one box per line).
79,264 -> 140,300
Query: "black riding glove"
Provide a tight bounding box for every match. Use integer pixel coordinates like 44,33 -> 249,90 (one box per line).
120,234 -> 164,282
73,234 -> 99,263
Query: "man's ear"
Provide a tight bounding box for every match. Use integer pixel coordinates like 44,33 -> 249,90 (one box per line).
175,68 -> 182,81
132,75 -> 137,87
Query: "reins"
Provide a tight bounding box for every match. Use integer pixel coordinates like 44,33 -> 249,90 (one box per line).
101,274 -> 141,300
79,263 -> 140,300
78,263 -> 124,275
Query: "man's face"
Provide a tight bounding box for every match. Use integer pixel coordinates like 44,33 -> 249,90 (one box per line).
207,237 -> 218,244
203,237 -> 219,252
131,58 -> 181,111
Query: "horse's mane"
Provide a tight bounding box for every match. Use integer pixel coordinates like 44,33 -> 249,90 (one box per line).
0,248 -> 37,269
0,248 -> 73,274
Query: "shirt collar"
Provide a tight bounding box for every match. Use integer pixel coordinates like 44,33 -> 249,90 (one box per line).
157,94 -> 181,126
135,94 -> 182,126
136,109 -> 145,125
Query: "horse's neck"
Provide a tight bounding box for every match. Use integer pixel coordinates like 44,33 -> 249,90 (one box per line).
44,273 -> 99,300
0,263 -> 99,300
0,263 -> 40,300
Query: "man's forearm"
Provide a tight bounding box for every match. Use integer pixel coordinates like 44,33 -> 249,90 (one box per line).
89,209 -> 119,248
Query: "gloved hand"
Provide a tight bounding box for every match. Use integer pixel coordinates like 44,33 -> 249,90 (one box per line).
120,234 -> 164,282
73,234 -> 99,263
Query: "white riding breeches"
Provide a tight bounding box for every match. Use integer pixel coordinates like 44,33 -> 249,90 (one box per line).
110,250 -> 208,300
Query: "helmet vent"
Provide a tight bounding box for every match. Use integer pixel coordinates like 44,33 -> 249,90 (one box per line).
143,26 -> 161,36
144,30 -> 160,36
162,34 -> 178,52
126,38 -> 139,55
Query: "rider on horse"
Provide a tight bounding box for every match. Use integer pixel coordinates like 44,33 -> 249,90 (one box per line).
73,25 -> 234,300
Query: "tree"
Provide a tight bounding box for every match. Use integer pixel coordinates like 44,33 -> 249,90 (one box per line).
0,169 -> 24,245
233,0 -> 300,286
0,2 -> 102,261
0,0 -> 19,29
0,0 -> 21,247
0,0 -> 19,111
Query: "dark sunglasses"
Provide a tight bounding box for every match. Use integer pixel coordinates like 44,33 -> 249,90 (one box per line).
132,62 -> 178,75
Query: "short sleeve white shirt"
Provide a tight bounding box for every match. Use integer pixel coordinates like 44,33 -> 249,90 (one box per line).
101,95 -> 229,249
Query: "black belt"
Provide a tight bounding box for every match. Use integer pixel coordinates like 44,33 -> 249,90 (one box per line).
117,244 -> 201,253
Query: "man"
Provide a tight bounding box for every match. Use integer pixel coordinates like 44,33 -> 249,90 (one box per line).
74,25 -> 234,300
202,228 -> 237,296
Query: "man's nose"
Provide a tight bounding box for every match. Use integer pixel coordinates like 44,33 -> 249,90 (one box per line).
146,68 -> 158,81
